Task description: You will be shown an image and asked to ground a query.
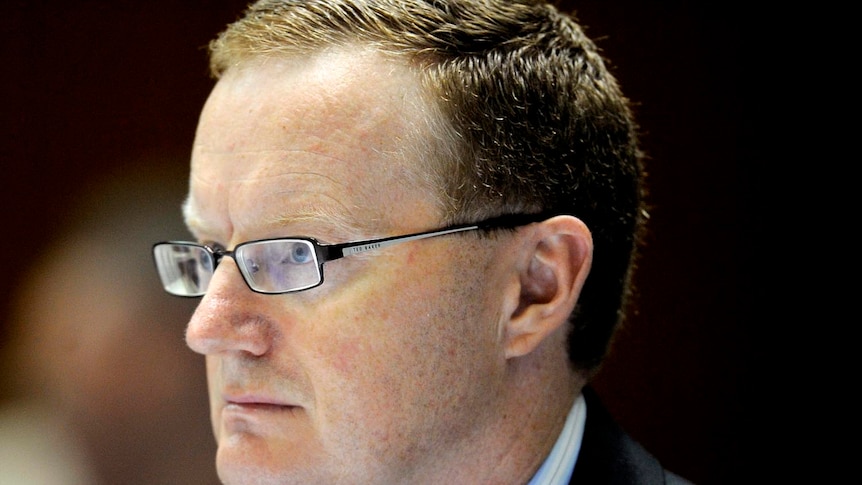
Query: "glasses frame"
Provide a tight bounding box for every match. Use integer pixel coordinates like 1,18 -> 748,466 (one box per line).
153,212 -> 551,297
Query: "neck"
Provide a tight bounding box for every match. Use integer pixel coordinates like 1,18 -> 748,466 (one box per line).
412,330 -> 584,485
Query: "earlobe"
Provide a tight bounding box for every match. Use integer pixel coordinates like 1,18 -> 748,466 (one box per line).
504,216 -> 593,359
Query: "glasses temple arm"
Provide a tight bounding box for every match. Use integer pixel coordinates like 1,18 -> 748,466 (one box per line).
322,212 -> 553,261
335,225 -> 481,258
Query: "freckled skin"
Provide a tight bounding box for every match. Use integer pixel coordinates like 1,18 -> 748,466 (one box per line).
184,49 -> 525,484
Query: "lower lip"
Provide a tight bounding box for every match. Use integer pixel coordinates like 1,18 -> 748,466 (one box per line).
221,402 -> 299,431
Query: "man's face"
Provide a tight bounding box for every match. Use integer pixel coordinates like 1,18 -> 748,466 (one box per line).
185,50 -> 516,484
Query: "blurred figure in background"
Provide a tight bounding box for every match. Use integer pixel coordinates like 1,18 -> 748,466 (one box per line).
0,161 -> 219,485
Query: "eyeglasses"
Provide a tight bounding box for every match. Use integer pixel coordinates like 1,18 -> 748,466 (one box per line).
152,213 -> 548,297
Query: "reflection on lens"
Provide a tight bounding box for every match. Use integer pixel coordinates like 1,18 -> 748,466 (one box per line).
153,244 -> 213,297
236,239 -> 320,293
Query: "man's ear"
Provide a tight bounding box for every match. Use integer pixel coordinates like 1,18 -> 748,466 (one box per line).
503,215 -> 593,359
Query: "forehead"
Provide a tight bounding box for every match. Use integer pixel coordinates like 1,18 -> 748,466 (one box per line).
186,49 -> 443,241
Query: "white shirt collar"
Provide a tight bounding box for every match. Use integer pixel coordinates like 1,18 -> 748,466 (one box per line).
526,392 -> 587,485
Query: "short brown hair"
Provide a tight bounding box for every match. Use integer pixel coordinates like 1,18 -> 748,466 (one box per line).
209,0 -> 645,372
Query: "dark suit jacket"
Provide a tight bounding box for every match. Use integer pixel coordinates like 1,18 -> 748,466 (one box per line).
569,387 -> 693,484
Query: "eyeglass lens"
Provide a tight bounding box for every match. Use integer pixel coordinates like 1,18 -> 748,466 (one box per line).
153,240 -> 322,296
234,239 -> 320,293
153,243 -> 214,296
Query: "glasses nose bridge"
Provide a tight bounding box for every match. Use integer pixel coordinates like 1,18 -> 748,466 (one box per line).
206,247 -> 253,294
210,246 -> 237,268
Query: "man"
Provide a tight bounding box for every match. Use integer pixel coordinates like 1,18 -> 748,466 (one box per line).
152,1 -> 692,483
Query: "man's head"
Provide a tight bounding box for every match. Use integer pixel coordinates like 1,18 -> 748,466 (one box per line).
208,0 -> 644,372
175,1 -> 643,483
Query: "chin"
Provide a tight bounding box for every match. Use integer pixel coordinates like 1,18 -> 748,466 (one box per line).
217,455 -> 285,485
215,437 -> 327,485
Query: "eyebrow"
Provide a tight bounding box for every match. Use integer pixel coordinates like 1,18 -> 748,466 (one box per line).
264,205 -> 381,242
181,196 -> 222,241
181,196 -> 204,236
182,195 -> 375,245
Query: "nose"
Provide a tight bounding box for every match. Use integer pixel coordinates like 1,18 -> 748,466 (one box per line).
185,258 -> 272,357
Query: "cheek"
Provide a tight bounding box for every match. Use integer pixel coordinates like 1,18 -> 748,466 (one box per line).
205,357 -> 225,439
329,338 -> 365,375
308,246 -> 504,416
307,300 -> 403,405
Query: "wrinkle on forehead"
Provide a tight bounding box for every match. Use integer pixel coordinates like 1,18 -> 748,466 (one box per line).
187,166 -> 365,240
187,48 -> 447,244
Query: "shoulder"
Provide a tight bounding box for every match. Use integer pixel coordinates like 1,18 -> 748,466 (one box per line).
666,471 -> 694,485
570,387 -> 694,485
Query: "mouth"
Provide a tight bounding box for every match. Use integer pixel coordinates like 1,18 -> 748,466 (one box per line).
223,394 -> 299,413
219,393 -> 302,434
225,402 -> 294,412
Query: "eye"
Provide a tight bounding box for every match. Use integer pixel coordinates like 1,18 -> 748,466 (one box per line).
246,258 -> 260,273
283,241 -> 314,264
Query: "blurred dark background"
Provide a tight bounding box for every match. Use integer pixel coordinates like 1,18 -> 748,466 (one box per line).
1,1 -> 755,484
